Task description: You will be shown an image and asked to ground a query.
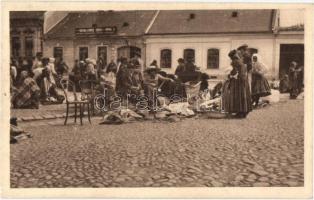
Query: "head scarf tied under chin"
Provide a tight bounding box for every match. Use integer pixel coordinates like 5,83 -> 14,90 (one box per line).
252,53 -> 267,74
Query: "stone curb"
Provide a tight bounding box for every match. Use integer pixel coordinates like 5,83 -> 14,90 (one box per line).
17,112 -> 92,122
15,97 -> 302,123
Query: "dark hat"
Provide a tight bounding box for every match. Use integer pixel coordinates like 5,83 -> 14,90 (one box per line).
42,57 -> 50,65
177,58 -> 184,63
237,44 -> 248,51
228,49 -> 238,59
120,57 -> 128,64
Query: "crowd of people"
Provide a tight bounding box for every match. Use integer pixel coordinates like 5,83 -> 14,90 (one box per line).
10,44 -> 304,120
10,52 -> 67,109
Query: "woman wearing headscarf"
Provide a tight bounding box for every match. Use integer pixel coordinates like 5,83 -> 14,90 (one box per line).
223,49 -> 252,118
41,57 -> 64,103
85,58 -> 97,81
288,61 -> 302,99
251,54 -> 271,107
12,71 -> 40,109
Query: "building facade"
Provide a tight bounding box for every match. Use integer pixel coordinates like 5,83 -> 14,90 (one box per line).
10,11 -> 45,60
44,11 -> 156,69
43,10 -> 304,80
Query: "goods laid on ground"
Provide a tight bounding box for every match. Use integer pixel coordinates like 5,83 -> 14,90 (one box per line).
10,118 -> 32,144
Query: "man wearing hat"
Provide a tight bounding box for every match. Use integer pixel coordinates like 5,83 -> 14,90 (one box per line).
116,57 -> 132,98
175,58 -> 185,77
130,51 -> 143,72
237,44 -> 253,92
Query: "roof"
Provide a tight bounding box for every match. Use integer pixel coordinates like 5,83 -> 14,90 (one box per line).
147,10 -> 275,35
45,11 -> 156,39
10,11 -> 45,20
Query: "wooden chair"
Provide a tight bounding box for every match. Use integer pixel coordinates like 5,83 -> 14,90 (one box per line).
79,80 -> 96,115
60,78 -> 91,125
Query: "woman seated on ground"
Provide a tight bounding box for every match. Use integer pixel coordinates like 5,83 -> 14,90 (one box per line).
251,53 -> 271,107
12,71 -> 41,109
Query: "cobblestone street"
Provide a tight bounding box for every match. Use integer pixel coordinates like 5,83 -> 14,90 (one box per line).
10,99 -> 304,188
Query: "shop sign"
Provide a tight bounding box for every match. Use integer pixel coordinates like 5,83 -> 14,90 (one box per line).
75,26 -> 117,35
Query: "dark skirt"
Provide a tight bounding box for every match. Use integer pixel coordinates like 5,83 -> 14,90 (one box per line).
222,78 -> 252,114
251,74 -> 271,97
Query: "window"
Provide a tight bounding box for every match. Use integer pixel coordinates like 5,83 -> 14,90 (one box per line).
25,36 -> 33,57
97,46 -> 107,66
207,48 -> 220,69
53,47 -> 63,60
79,47 -> 88,61
160,49 -> 172,68
11,37 -> 21,58
184,49 -> 195,63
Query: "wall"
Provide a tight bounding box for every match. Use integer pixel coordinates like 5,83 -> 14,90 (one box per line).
44,37 -> 145,70
43,39 -> 75,68
145,34 -> 277,79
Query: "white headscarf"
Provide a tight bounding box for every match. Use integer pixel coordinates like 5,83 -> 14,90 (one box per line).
252,53 -> 268,75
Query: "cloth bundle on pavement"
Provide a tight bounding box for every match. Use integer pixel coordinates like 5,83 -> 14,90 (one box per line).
164,102 -> 195,117
120,108 -> 143,122
200,97 -> 222,111
10,117 -> 32,144
261,89 -> 280,103
100,112 -> 124,125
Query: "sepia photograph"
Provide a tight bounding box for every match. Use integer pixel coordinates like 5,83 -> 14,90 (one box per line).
1,2 -> 313,198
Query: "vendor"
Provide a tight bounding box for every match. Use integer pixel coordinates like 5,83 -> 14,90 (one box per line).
12,71 -> 40,109
143,65 -> 174,109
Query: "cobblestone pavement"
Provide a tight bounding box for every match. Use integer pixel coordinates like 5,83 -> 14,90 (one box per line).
10,99 -> 304,188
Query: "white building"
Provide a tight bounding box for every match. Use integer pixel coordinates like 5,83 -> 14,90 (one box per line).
144,10 -> 304,80
43,9 -> 304,80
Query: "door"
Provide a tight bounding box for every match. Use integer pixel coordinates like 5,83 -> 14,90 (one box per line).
79,47 -> 88,61
279,44 -> 304,79
97,46 -> 107,66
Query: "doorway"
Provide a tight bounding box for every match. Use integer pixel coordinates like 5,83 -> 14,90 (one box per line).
279,44 -> 304,79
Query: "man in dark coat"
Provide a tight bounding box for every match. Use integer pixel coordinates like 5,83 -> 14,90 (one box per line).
237,44 -> 253,91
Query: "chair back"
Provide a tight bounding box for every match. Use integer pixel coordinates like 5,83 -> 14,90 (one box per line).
60,78 -> 78,102
79,80 -> 96,101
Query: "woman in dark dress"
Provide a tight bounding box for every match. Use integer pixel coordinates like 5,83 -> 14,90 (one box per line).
251,54 -> 271,107
288,61 -> 302,99
223,49 -> 252,118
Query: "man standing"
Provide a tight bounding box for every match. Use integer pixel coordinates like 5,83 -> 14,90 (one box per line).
237,44 -> 253,92
130,51 -> 143,72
